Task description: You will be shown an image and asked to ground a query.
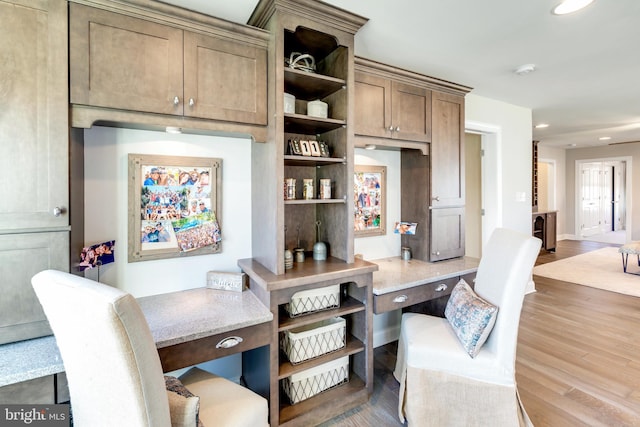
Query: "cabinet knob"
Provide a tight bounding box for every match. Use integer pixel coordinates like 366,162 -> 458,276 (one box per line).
216,336 -> 244,349
189,98 -> 195,107
388,126 -> 394,131
173,96 -> 180,106
52,206 -> 65,217
395,126 -> 401,132
432,251 -> 441,256
435,283 -> 448,292
432,196 -> 440,202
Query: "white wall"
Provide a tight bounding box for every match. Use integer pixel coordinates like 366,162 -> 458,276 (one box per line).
83,127 -> 253,297
465,94 -> 533,238
538,145 -> 566,237
83,126 -> 253,380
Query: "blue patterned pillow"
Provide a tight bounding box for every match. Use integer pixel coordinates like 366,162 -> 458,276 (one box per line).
445,279 -> 498,358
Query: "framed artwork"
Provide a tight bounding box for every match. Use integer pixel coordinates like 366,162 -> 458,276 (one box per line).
354,165 -> 386,237
128,154 -> 222,262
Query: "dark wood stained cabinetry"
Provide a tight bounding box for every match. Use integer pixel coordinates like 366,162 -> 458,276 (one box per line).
68,0 -> 269,140
0,0 -> 69,345
533,211 -> 556,252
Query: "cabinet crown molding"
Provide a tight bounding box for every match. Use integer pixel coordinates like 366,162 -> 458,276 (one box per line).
355,56 -> 472,96
248,0 -> 368,35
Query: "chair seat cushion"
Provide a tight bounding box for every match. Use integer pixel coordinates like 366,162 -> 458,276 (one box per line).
179,367 -> 268,427
445,279 -> 499,358
401,312 -> 514,386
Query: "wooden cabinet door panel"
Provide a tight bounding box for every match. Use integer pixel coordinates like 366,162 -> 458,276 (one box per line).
0,231 -> 69,344
184,31 -> 267,125
391,81 -> 431,142
0,0 -> 68,230
430,207 -> 465,261
431,91 -> 464,207
354,72 -> 391,138
70,4 -> 184,115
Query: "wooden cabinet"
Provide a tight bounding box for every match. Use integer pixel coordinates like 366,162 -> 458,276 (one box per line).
69,0 -> 268,138
0,0 -> 69,344
354,70 -> 432,143
239,258 -> 376,427
533,211 -> 556,252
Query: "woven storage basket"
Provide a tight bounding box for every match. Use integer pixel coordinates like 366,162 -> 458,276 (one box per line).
284,284 -> 340,317
282,356 -> 349,404
281,317 -> 346,364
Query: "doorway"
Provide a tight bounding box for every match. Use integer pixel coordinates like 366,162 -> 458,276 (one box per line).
576,157 -> 631,244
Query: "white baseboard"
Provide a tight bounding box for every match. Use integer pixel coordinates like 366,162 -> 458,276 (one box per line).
373,324 -> 401,348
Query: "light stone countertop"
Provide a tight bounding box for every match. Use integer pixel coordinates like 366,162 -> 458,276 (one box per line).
138,287 -> 273,348
0,335 -> 64,387
1,287 -> 272,387
370,256 -> 480,295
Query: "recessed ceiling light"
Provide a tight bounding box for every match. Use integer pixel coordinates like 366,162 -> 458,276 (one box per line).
535,123 -> 549,129
552,0 -> 595,15
598,136 -> 611,141
514,64 -> 536,75
364,144 -> 377,150
567,143 -> 577,147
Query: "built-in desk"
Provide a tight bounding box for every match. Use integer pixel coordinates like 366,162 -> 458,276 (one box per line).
371,256 -> 480,314
0,287 -> 272,401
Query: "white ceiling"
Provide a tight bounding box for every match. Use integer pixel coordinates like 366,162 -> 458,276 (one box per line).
162,0 -> 640,149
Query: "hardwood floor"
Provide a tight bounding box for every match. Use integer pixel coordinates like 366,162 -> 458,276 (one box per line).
322,240 -> 640,426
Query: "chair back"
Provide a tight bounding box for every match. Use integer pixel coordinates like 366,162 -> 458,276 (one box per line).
473,228 -> 541,372
32,270 -> 171,427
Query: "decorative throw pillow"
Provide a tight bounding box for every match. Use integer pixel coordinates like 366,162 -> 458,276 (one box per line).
444,279 -> 499,358
165,375 -> 204,427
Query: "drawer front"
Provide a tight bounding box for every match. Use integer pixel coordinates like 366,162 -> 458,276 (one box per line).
158,321 -> 271,372
374,276 -> 459,314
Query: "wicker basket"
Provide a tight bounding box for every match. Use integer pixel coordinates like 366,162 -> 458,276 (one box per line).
284,284 -> 341,317
281,317 -> 346,364
282,356 -> 349,404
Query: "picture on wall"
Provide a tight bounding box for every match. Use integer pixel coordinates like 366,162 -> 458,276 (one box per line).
128,154 -> 222,262
354,165 -> 386,237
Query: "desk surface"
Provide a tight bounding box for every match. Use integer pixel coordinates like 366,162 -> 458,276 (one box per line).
1,287 -> 272,387
370,256 -> 480,295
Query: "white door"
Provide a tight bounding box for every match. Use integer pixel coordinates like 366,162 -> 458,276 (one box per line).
613,161 -> 626,231
601,165 -> 613,232
580,162 -> 602,237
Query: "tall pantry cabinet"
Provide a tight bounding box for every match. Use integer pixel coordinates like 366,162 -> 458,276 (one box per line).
0,0 -> 69,344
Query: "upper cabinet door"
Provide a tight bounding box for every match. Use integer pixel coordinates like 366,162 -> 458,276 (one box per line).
183,31 -> 267,125
354,72 -> 392,139
69,4 -> 184,115
0,0 -> 68,230
431,91 -> 465,207
391,81 -> 431,143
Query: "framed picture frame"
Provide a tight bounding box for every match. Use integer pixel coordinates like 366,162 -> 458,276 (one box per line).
354,165 -> 386,237
128,154 -> 222,263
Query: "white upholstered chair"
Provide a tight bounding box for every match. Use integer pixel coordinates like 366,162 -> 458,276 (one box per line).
32,270 -> 269,427
394,228 -> 541,426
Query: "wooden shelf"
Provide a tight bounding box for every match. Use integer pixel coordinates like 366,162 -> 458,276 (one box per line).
284,113 -> 345,135
278,296 -> 365,332
284,68 -> 346,100
278,335 -> 365,379
284,155 -> 345,167
284,198 -> 345,205
278,374 -> 367,426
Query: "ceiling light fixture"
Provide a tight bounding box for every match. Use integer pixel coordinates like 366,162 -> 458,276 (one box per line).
552,0 -> 595,15
514,64 -> 536,75
364,144 -> 377,150
598,136 -> 611,141
535,123 -> 549,129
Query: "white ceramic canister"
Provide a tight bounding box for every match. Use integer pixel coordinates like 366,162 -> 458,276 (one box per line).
284,93 -> 296,114
284,178 -> 296,200
307,100 -> 328,118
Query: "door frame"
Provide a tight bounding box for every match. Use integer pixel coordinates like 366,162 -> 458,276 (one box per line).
575,156 -> 632,242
